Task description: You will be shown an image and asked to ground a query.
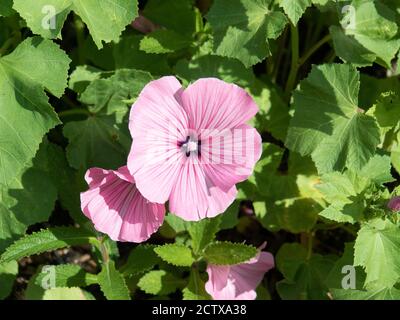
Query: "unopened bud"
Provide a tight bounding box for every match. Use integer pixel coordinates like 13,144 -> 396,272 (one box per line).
388,196 -> 400,212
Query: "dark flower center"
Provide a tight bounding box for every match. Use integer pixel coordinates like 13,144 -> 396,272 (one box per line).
178,136 -> 201,157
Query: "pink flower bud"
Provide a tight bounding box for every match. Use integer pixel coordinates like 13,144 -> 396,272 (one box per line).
388,196 -> 400,212
131,14 -> 159,34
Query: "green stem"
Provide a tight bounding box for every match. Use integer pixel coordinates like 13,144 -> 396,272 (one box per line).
100,241 -> 109,264
298,34 -> 331,67
300,232 -> 314,260
326,51 -> 337,63
284,23 -> 299,101
272,26 -> 288,82
58,108 -> 91,118
307,232 -> 314,260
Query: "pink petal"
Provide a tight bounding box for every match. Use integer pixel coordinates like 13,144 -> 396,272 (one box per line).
180,78 -> 259,131
200,124 -> 262,192
205,265 -> 233,300
84,167 -> 109,188
230,252 -> 274,294
205,250 -> 274,300
114,166 -> 135,183
168,157 -> 237,221
128,76 -> 189,204
81,167 -> 165,242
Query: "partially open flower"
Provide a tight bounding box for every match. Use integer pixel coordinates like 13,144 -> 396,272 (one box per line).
388,196 -> 400,212
80,166 -> 165,242
205,243 -> 274,300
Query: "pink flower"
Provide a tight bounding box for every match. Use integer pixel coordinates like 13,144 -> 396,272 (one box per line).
80,166 -> 165,242
388,196 -> 400,212
205,244 -> 274,300
128,76 -> 261,221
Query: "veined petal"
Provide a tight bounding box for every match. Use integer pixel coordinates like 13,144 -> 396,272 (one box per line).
168,157 -> 237,221
128,76 -> 188,204
81,167 -> 165,242
180,78 -> 259,131
205,249 -> 274,300
200,124 -> 262,192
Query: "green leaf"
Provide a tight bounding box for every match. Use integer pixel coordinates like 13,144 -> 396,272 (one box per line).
0,37 -> 70,186
0,227 -> 94,264
373,91 -> 400,129
63,116 -> 129,170
0,140 -> 59,253
203,242 -> 258,265
206,0 -> 287,67
331,287 -> 400,300
64,69 -> 152,170
154,244 -> 195,267
98,261 -> 130,300
359,74 -> 400,109
0,0 -> 14,16
248,144 -> 322,233
164,214 -> 190,234
113,35 -> 170,75
219,200 -> 240,230
68,65 -> 102,94
358,154 -> 394,185
82,38 -> 116,71
142,0 -> 197,36
35,264 -> 98,288
120,245 -> 161,276
354,218 -> 400,288
42,287 -> 95,300
325,243 -> 366,289
279,0 -> 312,25
138,270 -> 182,295
182,269 -> 211,300
39,141 -> 86,224
317,154 -> 393,223
331,0 -> 400,68
0,260 -> 18,299
285,63 -> 380,174
276,243 -> 335,300
13,0 -> 138,48
392,143 -> 400,175
140,29 -> 192,54
188,218 -> 220,254
25,272 -> 46,300
317,172 -> 365,223
176,55 -> 256,88
330,26 -> 376,67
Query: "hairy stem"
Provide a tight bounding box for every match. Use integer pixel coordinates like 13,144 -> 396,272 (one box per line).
284,23 -> 299,101
58,108 -> 91,118
298,34 -> 332,67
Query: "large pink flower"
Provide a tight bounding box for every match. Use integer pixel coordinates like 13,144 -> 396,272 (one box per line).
80,166 -> 165,242
128,76 -> 261,221
205,245 -> 274,300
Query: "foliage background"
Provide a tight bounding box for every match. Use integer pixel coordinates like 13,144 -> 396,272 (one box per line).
0,0 -> 400,300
